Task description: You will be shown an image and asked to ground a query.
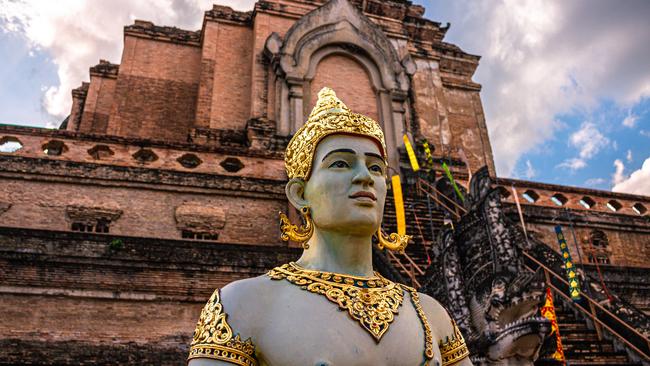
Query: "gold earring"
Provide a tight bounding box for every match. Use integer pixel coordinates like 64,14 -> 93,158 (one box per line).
279,206 -> 314,249
376,228 -> 410,254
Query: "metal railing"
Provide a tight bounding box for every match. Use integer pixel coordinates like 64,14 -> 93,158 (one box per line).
417,178 -> 467,220
387,250 -> 424,288
522,250 -> 650,361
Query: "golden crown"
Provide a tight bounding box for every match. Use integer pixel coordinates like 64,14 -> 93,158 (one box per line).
284,87 -> 387,180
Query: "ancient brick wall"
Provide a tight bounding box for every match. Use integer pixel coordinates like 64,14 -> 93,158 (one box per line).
79,75 -> 115,134
496,178 -> 650,269
78,61 -> 119,134
200,21 -> 253,130
0,127 -> 288,245
250,11 -> 295,119
526,221 -> 650,268
62,0 -> 496,178
106,24 -> 202,142
309,54 -> 379,121
0,228 -> 300,364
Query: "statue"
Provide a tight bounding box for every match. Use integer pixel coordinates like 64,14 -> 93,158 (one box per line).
187,88 -> 472,366
421,167 -> 551,364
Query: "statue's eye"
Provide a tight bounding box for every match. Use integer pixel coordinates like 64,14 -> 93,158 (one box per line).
329,160 -> 349,169
369,164 -> 384,174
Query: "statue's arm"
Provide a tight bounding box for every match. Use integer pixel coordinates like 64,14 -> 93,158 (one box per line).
418,293 -> 473,366
187,283 -> 260,366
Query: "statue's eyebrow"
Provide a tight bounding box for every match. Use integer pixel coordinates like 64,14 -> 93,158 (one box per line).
364,152 -> 384,161
322,148 -> 356,161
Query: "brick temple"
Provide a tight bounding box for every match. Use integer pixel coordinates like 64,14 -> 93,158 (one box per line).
1,0 -> 648,364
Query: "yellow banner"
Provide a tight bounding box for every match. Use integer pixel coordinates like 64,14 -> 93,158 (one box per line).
391,175 -> 406,236
403,135 -> 420,172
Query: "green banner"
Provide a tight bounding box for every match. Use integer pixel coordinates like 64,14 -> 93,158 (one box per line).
442,162 -> 465,203
555,225 -> 581,301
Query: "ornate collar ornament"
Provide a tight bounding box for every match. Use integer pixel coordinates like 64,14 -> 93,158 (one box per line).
267,262 -> 434,362
268,262 -> 402,340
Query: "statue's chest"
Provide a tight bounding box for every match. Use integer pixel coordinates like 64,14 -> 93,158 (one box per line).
254,287 -> 431,366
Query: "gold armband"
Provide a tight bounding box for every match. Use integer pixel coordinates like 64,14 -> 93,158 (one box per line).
439,320 -> 469,366
188,289 -> 258,366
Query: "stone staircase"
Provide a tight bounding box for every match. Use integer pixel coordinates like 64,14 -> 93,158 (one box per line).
535,300 -> 642,366
381,192 -> 445,286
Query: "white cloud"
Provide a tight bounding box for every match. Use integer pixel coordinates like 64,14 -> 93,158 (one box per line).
525,159 -> 536,179
641,130 -> 650,137
569,122 -> 609,159
622,112 -> 638,128
612,157 -> 650,195
438,0 -> 650,176
0,0 -> 255,120
557,158 -> 587,171
585,177 -> 606,186
626,149 -> 633,163
612,159 -> 626,185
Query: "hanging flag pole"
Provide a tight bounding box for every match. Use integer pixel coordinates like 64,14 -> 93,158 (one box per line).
555,225 -> 581,301
511,185 -> 529,245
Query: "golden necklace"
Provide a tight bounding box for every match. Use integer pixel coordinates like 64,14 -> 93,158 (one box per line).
267,262 -> 434,361
267,262 -> 402,341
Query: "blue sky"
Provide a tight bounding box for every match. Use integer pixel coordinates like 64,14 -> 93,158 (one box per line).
0,0 -> 648,195
0,29 -> 58,127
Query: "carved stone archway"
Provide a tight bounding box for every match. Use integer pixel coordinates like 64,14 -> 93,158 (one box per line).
264,0 -> 415,168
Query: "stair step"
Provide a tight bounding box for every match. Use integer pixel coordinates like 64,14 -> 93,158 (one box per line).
557,322 -> 589,331
560,360 -> 636,366
565,352 -> 630,361
562,341 -> 615,353
562,332 -> 601,342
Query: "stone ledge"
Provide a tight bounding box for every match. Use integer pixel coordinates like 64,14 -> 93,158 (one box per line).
0,124 -> 288,159
0,155 -> 286,197
89,60 -> 119,79
124,20 -> 201,46
205,4 -> 253,24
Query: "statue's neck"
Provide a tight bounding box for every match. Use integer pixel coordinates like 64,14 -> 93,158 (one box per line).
295,228 -> 374,277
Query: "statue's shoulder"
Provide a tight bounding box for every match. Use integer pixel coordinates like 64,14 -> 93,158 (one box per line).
414,292 -> 456,339
217,274 -> 278,325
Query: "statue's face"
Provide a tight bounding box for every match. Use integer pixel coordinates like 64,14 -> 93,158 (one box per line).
303,134 -> 387,236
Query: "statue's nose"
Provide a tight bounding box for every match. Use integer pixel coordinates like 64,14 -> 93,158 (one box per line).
352,164 -> 373,186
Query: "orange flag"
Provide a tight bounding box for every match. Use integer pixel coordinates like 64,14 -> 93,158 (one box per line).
540,288 -> 566,364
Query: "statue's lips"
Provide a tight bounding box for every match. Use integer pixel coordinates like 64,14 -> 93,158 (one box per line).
349,191 -> 376,201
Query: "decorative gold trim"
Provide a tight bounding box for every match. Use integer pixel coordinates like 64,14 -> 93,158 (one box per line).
439,319 -> 470,366
284,87 -> 388,180
403,285 -> 435,361
188,290 -> 258,366
267,262 -> 403,341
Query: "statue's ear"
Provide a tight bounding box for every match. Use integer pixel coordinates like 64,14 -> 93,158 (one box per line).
285,178 -> 309,210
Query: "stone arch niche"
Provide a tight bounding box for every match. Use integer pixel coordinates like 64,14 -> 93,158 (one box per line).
264,0 -> 415,168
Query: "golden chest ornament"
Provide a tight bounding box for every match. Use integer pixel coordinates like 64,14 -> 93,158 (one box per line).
267,262 -> 434,361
